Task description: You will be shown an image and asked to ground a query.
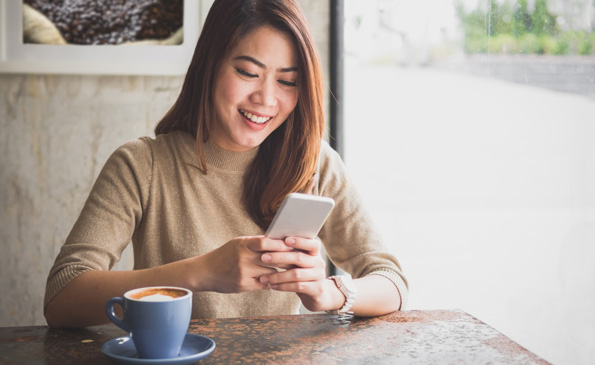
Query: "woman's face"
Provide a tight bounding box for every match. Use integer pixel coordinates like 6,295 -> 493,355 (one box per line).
210,26 -> 299,152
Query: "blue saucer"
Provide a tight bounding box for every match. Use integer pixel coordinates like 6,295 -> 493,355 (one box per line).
101,333 -> 216,364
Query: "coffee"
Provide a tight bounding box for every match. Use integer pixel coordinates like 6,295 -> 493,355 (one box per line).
106,286 -> 192,359
128,288 -> 187,301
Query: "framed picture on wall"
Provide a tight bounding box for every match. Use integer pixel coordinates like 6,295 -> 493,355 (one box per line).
0,0 -> 214,75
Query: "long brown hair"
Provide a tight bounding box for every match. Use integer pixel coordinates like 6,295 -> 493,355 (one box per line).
155,0 -> 325,229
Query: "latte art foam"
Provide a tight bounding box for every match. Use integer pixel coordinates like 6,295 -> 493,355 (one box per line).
140,293 -> 175,302
128,287 -> 188,301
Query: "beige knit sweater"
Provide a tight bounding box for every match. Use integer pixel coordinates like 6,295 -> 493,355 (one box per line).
44,131 -> 408,318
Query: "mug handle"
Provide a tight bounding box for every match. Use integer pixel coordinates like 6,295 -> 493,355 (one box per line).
105,297 -> 129,332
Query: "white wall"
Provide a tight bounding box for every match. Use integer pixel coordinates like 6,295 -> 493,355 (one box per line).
0,0 -> 329,327
0,75 -> 180,325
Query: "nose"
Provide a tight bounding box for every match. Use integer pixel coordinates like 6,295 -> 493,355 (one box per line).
251,78 -> 277,107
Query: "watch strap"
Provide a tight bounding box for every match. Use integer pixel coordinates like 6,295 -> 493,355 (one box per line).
328,275 -> 357,315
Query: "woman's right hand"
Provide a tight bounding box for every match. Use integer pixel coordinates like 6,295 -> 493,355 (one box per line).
45,236 -> 292,328
194,236 -> 293,293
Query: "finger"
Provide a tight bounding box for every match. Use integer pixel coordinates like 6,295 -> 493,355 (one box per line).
268,280 -> 319,295
262,267 -> 325,285
261,250 -> 322,269
253,266 -> 279,278
260,261 -> 297,271
259,252 -> 297,271
225,269 -> 278,293
284,237 -> 321,255
248,266 -> 281,290
248,277 -> 271,291
245,236 -> 293,253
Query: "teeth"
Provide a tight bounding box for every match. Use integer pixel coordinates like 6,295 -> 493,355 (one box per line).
240,110 -> 271,124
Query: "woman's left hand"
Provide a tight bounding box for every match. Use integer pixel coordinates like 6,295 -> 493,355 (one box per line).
258,237 -> 343,312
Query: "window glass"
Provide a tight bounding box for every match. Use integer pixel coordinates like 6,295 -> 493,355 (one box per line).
344,1 -> 594,364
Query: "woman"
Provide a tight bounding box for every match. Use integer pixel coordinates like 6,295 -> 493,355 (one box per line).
44,0 -> 408,328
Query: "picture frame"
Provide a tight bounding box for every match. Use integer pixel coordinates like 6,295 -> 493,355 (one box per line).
0,0 -> 214,75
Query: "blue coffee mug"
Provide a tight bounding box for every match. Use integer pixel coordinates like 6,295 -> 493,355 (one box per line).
106,286 -> 192,359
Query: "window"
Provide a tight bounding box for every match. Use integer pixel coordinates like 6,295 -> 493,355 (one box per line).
343,1 -> 594,364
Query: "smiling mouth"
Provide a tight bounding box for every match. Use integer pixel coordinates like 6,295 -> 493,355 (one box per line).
239,109 -> 273,124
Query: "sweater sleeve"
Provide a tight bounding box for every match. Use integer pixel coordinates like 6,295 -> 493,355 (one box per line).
316,143 -> 409,309
43,138 -> 153,309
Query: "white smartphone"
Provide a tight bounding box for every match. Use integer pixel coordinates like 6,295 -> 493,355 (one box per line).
265,193 -> 335,240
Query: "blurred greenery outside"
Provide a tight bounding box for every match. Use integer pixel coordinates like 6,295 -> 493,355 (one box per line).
457,0 -> 595,55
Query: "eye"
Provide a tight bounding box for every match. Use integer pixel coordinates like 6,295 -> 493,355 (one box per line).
236,68 -> 257,78
278,80 -> 297,87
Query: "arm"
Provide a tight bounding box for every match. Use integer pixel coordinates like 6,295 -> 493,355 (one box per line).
259,142 -> 408,314
329,274 -> 401,316
259,237 -> 401,316
45,135 -> 304,328
45,235 -> 293,328
45,261 -> 197,328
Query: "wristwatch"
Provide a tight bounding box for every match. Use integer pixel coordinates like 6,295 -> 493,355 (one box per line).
328,275 -> 357,315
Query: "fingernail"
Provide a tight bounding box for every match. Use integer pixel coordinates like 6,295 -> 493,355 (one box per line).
262,254 -> 272,262
261,275 -> 269,283
285,238 -> 296,245
271,284 -> 279,290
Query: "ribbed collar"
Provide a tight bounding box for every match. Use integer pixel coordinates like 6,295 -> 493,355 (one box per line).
178,131 -> 259,173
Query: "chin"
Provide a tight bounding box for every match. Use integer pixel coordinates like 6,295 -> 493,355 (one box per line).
234,137 -> 264,151
244,140 -> 264,149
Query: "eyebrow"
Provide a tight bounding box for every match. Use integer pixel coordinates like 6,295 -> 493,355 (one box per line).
233,55 -> 298,73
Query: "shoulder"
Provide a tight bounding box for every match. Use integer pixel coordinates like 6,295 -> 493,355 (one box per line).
94,137 -> 155,187
112,131 -> 194,165
106,137 -> 150,165
318,140 -> 346,176
315,140 -> 352,196
319,139 -> 340,159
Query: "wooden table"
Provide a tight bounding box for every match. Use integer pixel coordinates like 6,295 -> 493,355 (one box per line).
0,310 -> 550,364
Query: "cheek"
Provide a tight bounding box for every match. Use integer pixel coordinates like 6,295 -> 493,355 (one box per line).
282,90 -> 299,114
216,73 -> 245,108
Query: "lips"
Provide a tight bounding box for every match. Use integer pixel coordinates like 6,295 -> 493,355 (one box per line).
239,109 -> 273,124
